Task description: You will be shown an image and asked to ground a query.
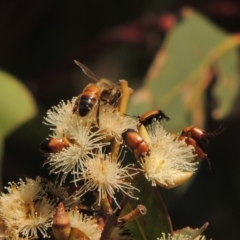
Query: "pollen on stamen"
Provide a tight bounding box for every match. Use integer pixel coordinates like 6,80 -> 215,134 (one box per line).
98,105 -> 138,143
0,178 -> 56,239
45,118 -> 110,185
72,145 -> 139,208
43,98 -> 75,135
157,233 -> 207,240
139,121 -> 198,188
68,209 -> 102,240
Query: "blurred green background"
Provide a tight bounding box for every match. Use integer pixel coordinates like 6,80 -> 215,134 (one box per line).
1,0 -> 240,239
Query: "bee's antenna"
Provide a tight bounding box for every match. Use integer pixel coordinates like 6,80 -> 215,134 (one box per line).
74,60 -> 100,82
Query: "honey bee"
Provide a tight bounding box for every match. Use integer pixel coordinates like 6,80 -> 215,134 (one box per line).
73,60 -> 122,120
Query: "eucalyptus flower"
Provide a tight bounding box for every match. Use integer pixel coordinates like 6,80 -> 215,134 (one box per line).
68,209 -> 102,240
139,121 -> 197,188
0,178 -> 55,238
157,233 -> 207,240
99,105 -> 138,143
43,98 -> 76,137
46,117 -> 109,185
73,146 -> 139,208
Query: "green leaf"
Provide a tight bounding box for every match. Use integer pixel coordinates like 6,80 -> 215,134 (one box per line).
125,175 -> 172,240
0,70 -> 38,137
128,8 -> 240,131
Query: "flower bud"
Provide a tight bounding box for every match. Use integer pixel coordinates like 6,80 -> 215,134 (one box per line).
52,202 -> 71,240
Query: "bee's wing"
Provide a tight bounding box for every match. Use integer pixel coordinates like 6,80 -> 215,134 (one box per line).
74,60 -> 100,82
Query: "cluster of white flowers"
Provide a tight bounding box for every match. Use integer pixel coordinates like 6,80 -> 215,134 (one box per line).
43,99 -> 140,201
43,96 -> 197,194
0,65 -> 205,240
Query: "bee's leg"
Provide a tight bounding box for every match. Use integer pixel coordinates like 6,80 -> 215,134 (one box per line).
96,100 -> 101,126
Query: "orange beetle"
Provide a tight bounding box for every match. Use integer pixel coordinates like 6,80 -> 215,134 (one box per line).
122,129 -> 150,158
39,137 -> 71,153
139,109 -> 170,127
179,135 -> 207,159
179,125 -> 224,168
180,125 -> 224,147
